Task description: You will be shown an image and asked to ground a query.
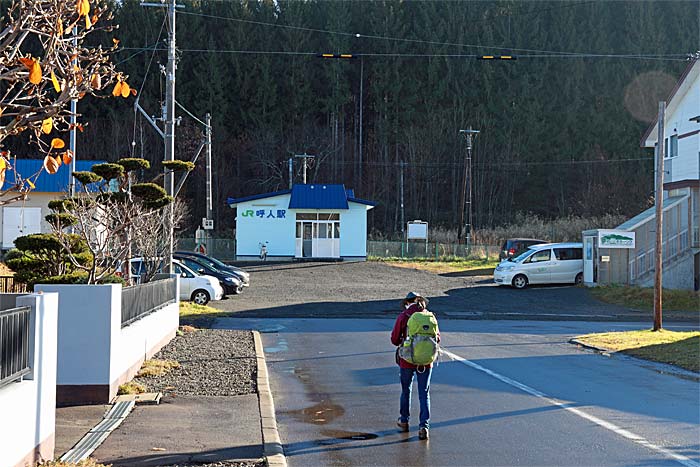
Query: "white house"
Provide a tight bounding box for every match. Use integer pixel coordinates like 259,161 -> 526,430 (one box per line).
640,59 -> 700,290
227,184 -> 375,260
0,159 -> 103,250
587,60 -> 700,289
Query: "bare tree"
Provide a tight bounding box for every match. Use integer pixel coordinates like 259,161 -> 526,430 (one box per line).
0,0 -> 129,204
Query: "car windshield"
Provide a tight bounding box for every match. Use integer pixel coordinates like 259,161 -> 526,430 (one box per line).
204,255 -> 229,270
510,249 -> 535,263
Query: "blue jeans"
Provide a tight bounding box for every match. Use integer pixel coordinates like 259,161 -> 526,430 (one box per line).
399,366 -> 432,429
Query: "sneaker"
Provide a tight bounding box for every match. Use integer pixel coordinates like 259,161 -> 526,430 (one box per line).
418,427 -> 429,440
397,419 -> 409,432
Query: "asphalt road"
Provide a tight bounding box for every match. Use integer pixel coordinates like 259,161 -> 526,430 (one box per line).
216,317 -> 700,467
211,262 -> 693,321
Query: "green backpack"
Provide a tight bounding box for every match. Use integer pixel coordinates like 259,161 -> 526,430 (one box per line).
398,310 -> 440,366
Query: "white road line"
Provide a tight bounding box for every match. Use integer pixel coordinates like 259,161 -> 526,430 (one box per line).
441,348 -> 700,467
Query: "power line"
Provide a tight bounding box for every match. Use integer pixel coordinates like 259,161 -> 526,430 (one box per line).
294,157 -> 653,169
115,46 -> 688,61
175,9 -> 691,59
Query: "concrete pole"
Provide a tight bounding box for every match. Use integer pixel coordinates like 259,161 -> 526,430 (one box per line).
400,161 -> 405,237
163,0 -> 177,273
358,57 -> 364,188
205,113 -> 212,221
289,158 -> 293,189
654,101 -> 665,331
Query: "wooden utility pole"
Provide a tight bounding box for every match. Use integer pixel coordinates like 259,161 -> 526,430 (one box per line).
653,101 -> 665,331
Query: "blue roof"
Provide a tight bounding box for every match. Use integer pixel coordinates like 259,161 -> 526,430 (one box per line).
227,189 -> 292,206
7,159 -> 105,192
227,184 -> 376,209
289,184 -> 349,209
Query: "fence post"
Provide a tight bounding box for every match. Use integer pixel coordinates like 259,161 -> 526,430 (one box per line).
435,242 -> 439,261
401,241 -> 404,259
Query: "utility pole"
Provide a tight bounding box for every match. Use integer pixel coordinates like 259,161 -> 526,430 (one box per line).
458,128 -> 480,248
139,0 -> 181,273
359,57 -> 364,189
205,112 -> 212,235
399,161 -> 406,237
294,153 -> 315,184
653,102 -> 666,331
288,158 -> 293,189
68,29 -> 77,198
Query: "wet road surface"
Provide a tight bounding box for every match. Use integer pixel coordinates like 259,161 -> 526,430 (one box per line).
215,318 -> 700,467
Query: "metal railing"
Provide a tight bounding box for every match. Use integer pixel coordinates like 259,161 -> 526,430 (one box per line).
121,278 -> 177,328
0,306 -> 31,389
0,276 -> 27,294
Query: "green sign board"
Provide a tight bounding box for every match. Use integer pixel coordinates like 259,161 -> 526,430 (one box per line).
598,230 -> 635,249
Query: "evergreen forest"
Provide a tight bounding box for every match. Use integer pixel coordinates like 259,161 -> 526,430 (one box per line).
4,0 -> 698,238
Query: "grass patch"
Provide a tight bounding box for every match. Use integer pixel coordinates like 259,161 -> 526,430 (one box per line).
576,329 -> 700,372
179,301 -> 231,327
590,285 -> 700,312
118,380 -> 146,395
375,257 -> 499,275
37,460 -> 110,467
136,359 -> 180,378
179,301 -> 227,318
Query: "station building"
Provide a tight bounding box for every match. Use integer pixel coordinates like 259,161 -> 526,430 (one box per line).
227,184 -> 375,260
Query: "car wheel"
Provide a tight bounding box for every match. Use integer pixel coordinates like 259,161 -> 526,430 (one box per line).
512,274 -> 528,289
575,272 -> 583,285
235,285 -> 243,294
191,289 -> 210,305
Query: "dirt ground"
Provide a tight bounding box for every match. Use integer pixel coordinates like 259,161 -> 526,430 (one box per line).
208,261 -> 671,321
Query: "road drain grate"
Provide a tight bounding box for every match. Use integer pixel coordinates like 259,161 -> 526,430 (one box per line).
60,400 -> 135,463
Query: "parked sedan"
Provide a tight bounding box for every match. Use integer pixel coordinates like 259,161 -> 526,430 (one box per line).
174,250 -> 250,288
125,257 -> 224,305
174,253 -> 243,295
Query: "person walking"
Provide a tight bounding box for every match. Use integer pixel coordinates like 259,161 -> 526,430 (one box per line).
391,292 -> 440,440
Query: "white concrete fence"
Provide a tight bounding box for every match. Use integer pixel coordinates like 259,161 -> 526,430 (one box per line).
0,293 -> 58,467
36,277 -> 180,405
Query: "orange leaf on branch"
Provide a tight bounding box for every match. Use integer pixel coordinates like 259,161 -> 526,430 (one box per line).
51,138 -> 65,149
120,81 -> 130,98
51,71 -> 61,92
76,0 -> 90,17
90,73 -> 101,89
29,60 -> 42,84
44,155 -> 61,174
41,117 -> 53,134
112,81 -> 122,97
62,150 -> 74,165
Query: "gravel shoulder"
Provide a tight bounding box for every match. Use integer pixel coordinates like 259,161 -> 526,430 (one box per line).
93,329 -> 264,467
134,329 -> 257,396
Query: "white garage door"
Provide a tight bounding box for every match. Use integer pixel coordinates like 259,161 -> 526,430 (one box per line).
3,207 -> 42,249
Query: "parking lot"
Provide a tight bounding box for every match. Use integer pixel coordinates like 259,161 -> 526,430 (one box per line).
210,261 -> 651,320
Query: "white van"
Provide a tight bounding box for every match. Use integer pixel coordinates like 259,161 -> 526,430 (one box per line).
493,242 -> 583,289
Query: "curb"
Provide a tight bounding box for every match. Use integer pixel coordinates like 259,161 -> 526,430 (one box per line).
254,331 -> 287,467
569,338 -> 700,382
